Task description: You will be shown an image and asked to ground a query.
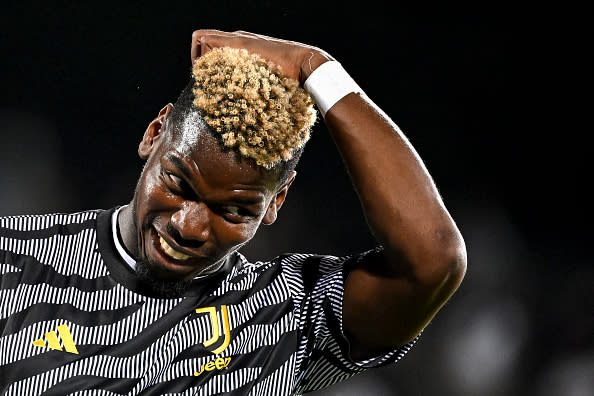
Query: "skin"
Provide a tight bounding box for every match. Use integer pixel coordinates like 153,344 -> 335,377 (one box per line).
118,107 -> 294,283
121,29 -> 467,360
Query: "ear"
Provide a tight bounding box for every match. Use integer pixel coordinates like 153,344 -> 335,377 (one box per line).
138,103 -> 174,159
262,171 -> 297,225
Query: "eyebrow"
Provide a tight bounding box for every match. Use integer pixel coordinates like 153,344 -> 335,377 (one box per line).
164,153 -> 194,180
226,195 -> 265,205
163,153 -> 266,206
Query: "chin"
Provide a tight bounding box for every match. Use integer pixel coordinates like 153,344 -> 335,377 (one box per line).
143,226 -> 207,279
134,259 -> 193,298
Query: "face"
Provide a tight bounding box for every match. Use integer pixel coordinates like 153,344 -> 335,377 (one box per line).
123,104 -> 293,285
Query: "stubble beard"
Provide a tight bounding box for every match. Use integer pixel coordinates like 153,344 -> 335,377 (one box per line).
129,187 -> 192,298
134,259 -> 192,298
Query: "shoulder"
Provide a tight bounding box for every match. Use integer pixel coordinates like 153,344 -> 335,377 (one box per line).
0,208 -> 103,232
236,251 -> 352,275
233,250 -> 371,297
0,208 -> 112,279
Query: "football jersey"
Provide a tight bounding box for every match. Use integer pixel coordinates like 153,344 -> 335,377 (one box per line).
0,207 -> 417,395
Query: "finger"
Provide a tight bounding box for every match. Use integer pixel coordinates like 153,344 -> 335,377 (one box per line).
235,30 -> 304,47
191,30 -> 254,64
191,30 -> 230,63
233,30 -> 266,39
191,32 -> 201,64
194,36 -> 263,64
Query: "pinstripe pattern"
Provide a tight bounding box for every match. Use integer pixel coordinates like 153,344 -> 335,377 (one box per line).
0,264 -> 21,275
0,208 -> 418,395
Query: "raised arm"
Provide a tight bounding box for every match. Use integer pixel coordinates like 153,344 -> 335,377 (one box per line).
190,29 -> 467,359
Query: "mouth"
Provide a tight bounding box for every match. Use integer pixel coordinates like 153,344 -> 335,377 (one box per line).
145,225 -> 224,280
158,236 -> 193,261
150,226 -> 208,270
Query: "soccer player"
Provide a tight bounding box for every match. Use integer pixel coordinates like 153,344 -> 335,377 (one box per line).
0,29 -> 467,395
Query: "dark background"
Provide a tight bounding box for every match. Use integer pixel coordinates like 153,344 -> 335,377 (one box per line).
0,1 -> 591,395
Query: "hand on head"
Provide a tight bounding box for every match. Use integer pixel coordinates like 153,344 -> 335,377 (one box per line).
190,29 -> 334,84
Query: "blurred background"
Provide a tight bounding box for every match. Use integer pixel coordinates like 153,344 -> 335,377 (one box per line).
0,1 -> 591,395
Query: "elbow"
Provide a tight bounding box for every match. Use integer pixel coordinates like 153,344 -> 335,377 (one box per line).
382,222 -> 467,291
443,226 -> 467,276
445,240 -> 467,290
427,230 -> 467,295
412,227 -> 467,292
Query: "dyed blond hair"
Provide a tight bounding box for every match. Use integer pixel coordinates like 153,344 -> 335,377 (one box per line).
191,47 -> 317,169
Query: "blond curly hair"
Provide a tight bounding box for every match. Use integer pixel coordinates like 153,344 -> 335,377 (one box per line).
191,47 -> 317,169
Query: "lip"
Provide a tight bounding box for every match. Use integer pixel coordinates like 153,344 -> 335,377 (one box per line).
149,227 -> 209,273
153,227 -> 208,259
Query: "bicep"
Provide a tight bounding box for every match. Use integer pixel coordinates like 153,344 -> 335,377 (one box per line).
343,249 -> 464,360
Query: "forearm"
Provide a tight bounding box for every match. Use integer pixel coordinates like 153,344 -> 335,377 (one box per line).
308,62 -> 464,283
188,31 -> 467,350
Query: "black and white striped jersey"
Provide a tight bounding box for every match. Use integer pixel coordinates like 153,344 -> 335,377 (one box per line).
0,207 -> 417,395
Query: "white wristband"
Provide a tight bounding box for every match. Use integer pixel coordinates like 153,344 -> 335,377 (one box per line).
304,61 -> 363,117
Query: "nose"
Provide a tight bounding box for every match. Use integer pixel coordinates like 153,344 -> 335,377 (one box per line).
170,201 -> 211,245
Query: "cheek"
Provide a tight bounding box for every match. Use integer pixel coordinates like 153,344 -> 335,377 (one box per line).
138,172 -> 178,214
214,220 -> 261,250
134,182 -> 181,247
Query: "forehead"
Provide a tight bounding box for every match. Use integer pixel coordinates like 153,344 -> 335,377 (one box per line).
169,111 -> 210,156
165,111 -> 275,190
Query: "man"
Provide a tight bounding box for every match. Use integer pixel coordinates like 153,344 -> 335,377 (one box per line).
0,29 -> 466,395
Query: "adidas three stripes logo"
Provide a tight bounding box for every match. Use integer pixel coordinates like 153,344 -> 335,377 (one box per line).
32,324 -> 79,354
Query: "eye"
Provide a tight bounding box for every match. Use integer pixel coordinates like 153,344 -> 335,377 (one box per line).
226,206 -> 240,216
220,205 -> 254,223
168,173 -> 183,187
162,171 -> 187,193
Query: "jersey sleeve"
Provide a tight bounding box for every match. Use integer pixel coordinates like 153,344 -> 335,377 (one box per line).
280,248 -> 420,394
